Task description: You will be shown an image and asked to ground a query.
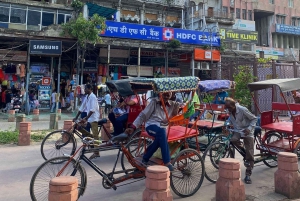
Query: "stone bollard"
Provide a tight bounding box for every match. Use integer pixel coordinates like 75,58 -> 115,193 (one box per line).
32,109 -> 39,121
18,122 -> 31,146
57,109 -> 62,120
101,119 -> 113,141
8,110 -> 15,122
143,165 -> 173,201
49,113 -> 58,130
216,158 -> 245,201
275,152 -> 300,199
48,176 -> 78,201
16,114 -> 26,131
63,120 -> 73,131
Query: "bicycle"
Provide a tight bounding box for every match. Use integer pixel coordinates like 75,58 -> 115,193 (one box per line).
30,133 -> 205,200
203,125 -> 281,183
40,118 -> 112,161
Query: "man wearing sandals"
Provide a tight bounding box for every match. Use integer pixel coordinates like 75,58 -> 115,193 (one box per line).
73,84 -> 100,160
125,92 -> 180,171
224,98 -> 257,184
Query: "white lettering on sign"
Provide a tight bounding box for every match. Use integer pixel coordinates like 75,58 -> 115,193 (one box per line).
150,28 -> 159,36
120,25 -> 127,33
205,51 -> 212,59
107,26 -> 118,33
198,35 -> 219,42
33,45 -> 59,50
140,28 -> 147,35
176,33 -> 196,40
129,28 -> 138,35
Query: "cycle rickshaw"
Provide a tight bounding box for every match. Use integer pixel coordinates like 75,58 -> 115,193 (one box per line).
30,76 -> 205,200
203,78 -> 300,183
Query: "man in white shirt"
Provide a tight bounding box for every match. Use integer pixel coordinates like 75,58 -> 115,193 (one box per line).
50,90 -> 57,113
73,84 -> 100,159
103,91 -> 111,114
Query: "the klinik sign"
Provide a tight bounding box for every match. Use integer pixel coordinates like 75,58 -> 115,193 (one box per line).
29,40 -> 62,55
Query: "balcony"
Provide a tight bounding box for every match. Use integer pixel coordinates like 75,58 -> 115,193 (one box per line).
188,10 -> 235,25
144,0 -> 185,7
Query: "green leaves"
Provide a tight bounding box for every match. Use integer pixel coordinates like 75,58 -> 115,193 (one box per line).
61,13 -> 106,48
166,39 -> 181,52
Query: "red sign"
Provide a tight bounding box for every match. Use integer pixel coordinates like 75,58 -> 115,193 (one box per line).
42,77 -> 51,85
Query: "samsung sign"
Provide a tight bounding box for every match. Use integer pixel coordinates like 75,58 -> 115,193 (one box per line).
29,40 -> 62,55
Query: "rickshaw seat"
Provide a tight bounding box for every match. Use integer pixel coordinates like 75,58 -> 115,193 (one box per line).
140,126 -> 198,142
98,118 -> 107,126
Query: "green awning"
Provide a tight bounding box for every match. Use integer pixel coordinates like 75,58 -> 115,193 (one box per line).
86,2 -> 117,18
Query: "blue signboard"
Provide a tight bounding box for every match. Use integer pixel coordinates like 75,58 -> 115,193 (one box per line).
100,21 -> 220,47
275,24 -> 300,35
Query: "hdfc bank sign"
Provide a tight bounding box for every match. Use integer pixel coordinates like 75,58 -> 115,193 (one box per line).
30,40 -> 62,55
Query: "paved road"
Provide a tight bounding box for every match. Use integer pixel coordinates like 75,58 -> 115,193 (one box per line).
0,141 -> 294,201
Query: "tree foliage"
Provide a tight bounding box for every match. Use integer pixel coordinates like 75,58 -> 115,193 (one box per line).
233,65 -> 256,110
166,39 -> 181,52
61,13 -> 106,48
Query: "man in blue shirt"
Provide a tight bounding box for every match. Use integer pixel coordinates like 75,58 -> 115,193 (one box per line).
104,91 -> 111,114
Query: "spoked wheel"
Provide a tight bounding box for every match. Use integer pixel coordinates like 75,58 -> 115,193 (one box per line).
40,130 -> 77,161
170,148 -> 205,197
203,141 -> 234,183
121,138 -> 152,174
293,140 -> 300,172
30,156 -> 87,201
262,132 -> 281,168
128,128 -> 142,141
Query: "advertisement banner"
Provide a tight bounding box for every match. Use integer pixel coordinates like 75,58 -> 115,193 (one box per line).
127,66 -> 153,76
232,19 -> 256,31
29,40 -> 62,55
219,28 -> 258,43
100,21 -> 220,47
255,46 -> 284,56
275,24 -> 300,35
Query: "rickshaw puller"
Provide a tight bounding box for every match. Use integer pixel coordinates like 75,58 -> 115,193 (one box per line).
125,92 -> 180,171
224,98 -> 257,184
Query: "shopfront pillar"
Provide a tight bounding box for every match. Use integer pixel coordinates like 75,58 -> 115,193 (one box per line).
280,35 -> 284,49
56,56 -> 61,113
107,45 -> 111,77
140,4 -> 145,25
25,45 -> 30,115
116,6 -> 121,22
138,47 -> 141,77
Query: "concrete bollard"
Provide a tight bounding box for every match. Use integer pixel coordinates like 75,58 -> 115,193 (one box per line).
143,165 -> 173,201
101,120 -> 113,141
57,109 -> 62,120
32,109 -> 39,121
8,110 -> 15,122
63,120 -> 73,131
275,152 -> 300,199
216,158 -> 245,201
18,122 -> 31,146
48,176 -> 78,201
49,113 -> 58,130
16,114 -> 26,131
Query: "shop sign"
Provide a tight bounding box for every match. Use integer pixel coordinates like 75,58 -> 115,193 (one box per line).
84,55 -> 97,72
275,24 -> 300,35
29,40 -> 62,55
204,51 -> 212,59
100,21 -> 220,47
42,77 -> 51,85
194,48 -> 221,62
255,46 -> 284,56
232,19 -> 256,31
130,50 -> 184,59
127,66 -> 153,76
219,29 -> 258,43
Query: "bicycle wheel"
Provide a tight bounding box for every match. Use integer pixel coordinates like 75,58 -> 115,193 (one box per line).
40,130 -> 77,161
262,132 -> 281,168
170,148 -> 205,197
121,138 -> 152,174
128,128 -> 142,141
30,156 -> 87,201
203,141 -> 234,183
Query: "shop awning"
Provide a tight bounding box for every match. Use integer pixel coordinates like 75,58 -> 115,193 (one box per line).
86,3 -> 117,18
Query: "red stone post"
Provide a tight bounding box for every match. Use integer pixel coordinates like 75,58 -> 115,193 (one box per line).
32,109 -> 39,121
216,158 -> 245,201
275,152 -> 300,199
18,122 -> 31,146
63,120 -> 73,131
8,110 -> 15,122
143,165 -> 173,201
48,176 -> 78,201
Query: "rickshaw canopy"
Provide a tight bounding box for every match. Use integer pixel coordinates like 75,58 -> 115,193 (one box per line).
106,77 -> 145,97
130,76 -> 199,93
248,78 -> 300,92
198,80 -> 234,93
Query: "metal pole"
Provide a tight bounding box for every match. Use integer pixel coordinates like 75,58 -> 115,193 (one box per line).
166,49 -> 169,77
107,44 -> 110,79
56,56 -> 61,113
192,52 -> 195,76
25,45 -> 30,115
75,44 -> 79,109
191,6 -> 194,30
80,49 -> 84,84
181,9 -> 184,29
138,47 -> 141,77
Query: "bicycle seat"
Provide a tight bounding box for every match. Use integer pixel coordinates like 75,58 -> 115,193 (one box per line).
98,118 -> 108,126
111,133 -> 128,143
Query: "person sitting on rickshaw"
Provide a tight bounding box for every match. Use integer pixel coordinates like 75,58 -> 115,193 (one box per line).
108,95 -> 138,136
288,91 -> 300,119
213,91 -> 229,104
224,98 -> 257,184
125,92 -> 180,171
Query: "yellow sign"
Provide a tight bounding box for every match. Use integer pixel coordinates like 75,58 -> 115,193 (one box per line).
219,29 -> 258,43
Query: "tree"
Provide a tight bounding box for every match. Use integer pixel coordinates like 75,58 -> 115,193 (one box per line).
233,65 -> 256,110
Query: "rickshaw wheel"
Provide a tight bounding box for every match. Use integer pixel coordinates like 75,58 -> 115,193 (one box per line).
293,140 -> 300,173
203,141 -> 234,183
262,132 -> 281,168
170,148 -> 205,197
128,128 -> 142,141
121,138 -> 152,174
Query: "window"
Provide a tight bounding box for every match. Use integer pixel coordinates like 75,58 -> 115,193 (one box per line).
239,43 -> 252,51
66,15 -> 71,22
57,14 -> 65,24
242,9 -> 246,19
281,16 -> 286,24
222,6 -> 228,14
292,18 -> 296,26
288,0 -> 294,7
236,8 -> 240,19
248,10 -> 252,20
10,7 -> 26,24
42,12 -> 54,26
0,6 -> 9,22
27,10 -> 41,26
269,0 -> 274,4
276,15 -> 286,24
